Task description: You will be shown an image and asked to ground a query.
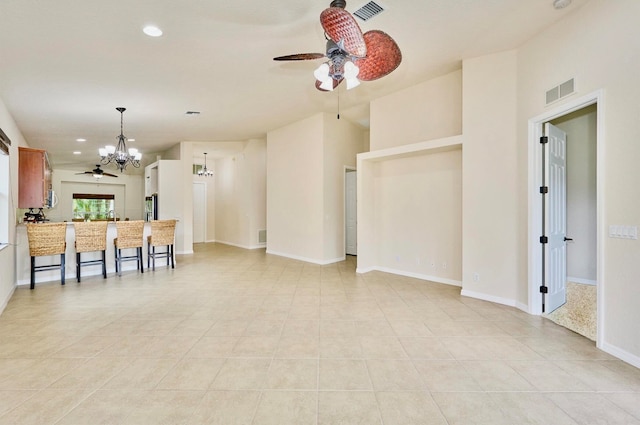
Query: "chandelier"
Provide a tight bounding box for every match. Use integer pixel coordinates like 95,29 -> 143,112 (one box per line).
198,152 -> 213,177
99,107 -> 142,172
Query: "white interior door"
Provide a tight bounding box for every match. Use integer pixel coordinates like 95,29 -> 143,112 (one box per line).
193,182 -> 206,243
345,170 -> 357,255
545,122 -> 567,313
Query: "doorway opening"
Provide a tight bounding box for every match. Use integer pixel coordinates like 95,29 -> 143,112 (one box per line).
528,90 -> 603,346
345,167 -> 357,257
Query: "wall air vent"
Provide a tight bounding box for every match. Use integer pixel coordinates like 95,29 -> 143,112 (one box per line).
258,229 -> 267,244
353,1 -> 384,21
545,78 -> 575,105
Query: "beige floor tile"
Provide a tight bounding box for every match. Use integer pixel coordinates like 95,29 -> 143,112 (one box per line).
360,336 -> 408,359
119,390 -> 205,425
319,359 -> 372,390
168,318 -> 216,336
102,357 -> 179,389
54,389 -> 146,425
252,391 -> 317,425
275,335 -> 319,358
266,358 -> 318,389
185,336 -> 239,358
210,358 -> 271,390
545,392 -> 640,425
51,335 -> 119,358
366,359 -> 425,390
376,391 -> 448,425
0,390 -> 36,417
0,389 -> 93,425
191,390 -> 261,425
507,360 -> 593,391
0,358 -> 83,390
319,320 -> 358,338
231,336 -> 279,357
431,392 -> 512,425
399,337 -> 453,360
604,393 -> 640,420
460,360 -> 535,391
49,357 -> 129,390
413,360 -> 482,392
243,319 -> 284,336
281,320 -> 319,336
388,320 -> 434,336
555,360 -> 640,392
205,320 -> 251,337
156,357 -> 225,390
318,391 -> 382,425
489,392 -> 579,425
319,336 -> 362,359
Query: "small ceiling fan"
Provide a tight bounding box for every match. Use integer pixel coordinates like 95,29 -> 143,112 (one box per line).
75,165 -> 118,179
273,0 -> 402,91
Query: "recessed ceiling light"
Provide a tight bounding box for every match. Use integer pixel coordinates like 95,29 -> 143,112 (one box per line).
76,138 -> 86,142
143,25 -> 163,37
73,151 -> 81,155
128,138 -> 136,142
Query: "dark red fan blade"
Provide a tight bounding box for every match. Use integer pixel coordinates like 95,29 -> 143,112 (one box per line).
103,172 -> 119,177
75,171 -> 92,175
320,7 -> 366,57
273,53 -> 325,61
357,30 -> 402,81
315,77 -> 343,91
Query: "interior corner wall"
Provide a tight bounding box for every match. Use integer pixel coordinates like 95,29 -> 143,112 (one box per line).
461,50 -> 520,306
323,113 -> 365,261
267,114 -> 324,262
369,69 -> 462,151
178,142 -> 194,254
213,139 -> 266,249
517,0 -> 640,361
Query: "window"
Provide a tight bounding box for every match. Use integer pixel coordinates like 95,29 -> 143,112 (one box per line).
72,193 -> 115,220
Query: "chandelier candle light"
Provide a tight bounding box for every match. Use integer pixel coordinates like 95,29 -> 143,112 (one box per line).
198,152 -> 213,177
99,107 -> 142,172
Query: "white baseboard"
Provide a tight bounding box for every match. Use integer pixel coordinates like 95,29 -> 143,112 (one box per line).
567,276 -> 597,286
265,249 -> 344,265
217,240 -> 266,250
600,341 -> 640,369
460,288 -> 518,308
0,285 -> 16,315
356,266 -> 461,287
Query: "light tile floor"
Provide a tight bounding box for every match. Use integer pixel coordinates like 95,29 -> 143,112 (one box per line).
1,243 -> 639,424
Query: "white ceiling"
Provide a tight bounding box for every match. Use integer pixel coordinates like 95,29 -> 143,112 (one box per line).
0,0 -> 588,172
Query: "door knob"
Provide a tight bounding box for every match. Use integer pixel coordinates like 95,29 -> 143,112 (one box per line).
564,237 -> 573,242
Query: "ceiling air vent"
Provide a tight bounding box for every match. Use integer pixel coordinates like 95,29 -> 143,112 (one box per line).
353,1 -> 384,21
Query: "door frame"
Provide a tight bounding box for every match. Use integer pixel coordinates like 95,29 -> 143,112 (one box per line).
344,166 -> 357,256
527,89 -> 605,347
192,181 -> 207,243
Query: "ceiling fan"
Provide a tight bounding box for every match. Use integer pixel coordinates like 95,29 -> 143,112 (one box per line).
75,165 -> 118,179
273,0 -> 401,91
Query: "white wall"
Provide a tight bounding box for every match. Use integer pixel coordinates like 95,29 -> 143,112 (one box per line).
267,113 -> 364,263
517,0 -> 640,361
267,114 -> 324,261
0,98 -> 24,313
370,70 -> 462,151
461,50 -> 520,306
215,139 -> 266,249
552,105 -> 597,283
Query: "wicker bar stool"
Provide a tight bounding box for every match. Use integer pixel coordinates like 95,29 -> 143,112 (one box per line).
73,221 -> 108,282
147,219 -> 177,270
26,222 -> 67,289
113,220 -> 144,276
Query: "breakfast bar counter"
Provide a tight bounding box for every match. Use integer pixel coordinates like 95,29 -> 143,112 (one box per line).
15,221 -> 172,286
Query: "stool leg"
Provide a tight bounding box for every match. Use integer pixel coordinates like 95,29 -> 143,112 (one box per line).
61,253 -> 65,285
76,252 -> 81,282
102,250 -> 107,278
30,256 -> 36,290
147,243 -> 151,269
171,244 -> 174,268
166,245 -> 170,267
139,247 -> 144,273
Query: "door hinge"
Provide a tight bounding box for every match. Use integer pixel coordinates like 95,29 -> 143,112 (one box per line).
539,186 -> 548,194
539,236 -> 548,244
539,286 -> 548,294
540,136 -> 548,144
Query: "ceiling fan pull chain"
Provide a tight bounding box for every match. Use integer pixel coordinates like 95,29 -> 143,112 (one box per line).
337,89 -> 340,119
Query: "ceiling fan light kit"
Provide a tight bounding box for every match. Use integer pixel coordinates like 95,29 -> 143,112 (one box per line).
98,107 -> 142,172
273,0 -> 401,92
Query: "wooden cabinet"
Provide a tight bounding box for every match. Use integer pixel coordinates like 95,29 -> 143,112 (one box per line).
18,147 -> 52,208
